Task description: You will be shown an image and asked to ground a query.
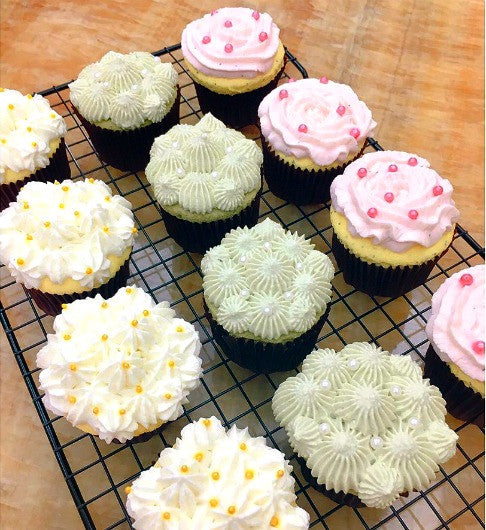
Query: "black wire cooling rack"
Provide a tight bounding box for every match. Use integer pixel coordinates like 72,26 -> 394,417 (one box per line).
1,44 -> 485,530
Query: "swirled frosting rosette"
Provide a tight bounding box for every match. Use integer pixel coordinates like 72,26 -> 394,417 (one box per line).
37,287 -> 202,443
126,417 -> 310,529
272,343 -> 458,508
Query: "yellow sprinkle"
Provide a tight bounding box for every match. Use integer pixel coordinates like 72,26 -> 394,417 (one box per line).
164,393 -> 172,400
119,408 -> 126,415
203,419 -> 211,427
194,452 -> 203,462
92,406 -> 99,415
68,395 -> 76,404
270,515 -> 279,527
135,385 -> 143,394
26,126 -> 32,132
126,287 -> 133,294
8,104 -> 14,110
131,227 -> 138,234
0,88 -> 4,92
62,185 -> 69,192
209,498 -> 218,508
168,360 -> 175,368
211,471 -> 220,481
142,309 -> 150,317
124,486 -> 131,495
101,302 -> 108,308
103,226 -> 109,233
162,512 -> 170,520
27,94 -> 33,100
85,267 -> 93,275
88,177 -> 94,183
0,139 -> 6,144
276,469 -> 285,479
227,506 -> 236,515
22,201 -> 29,209
122,361 -> 130,369
61,303 -> 68,309
63,334 -> 71,341
16,258 -> 24,266
50,113 -> 56,119
59,203 -> 65,209
104,195 -> 111,202
54,180 -> 60,185
131,319 -> 138,327
44,221 -> 51,228
101,334 -> 108,342
26,234 -> 33,241
180,465 -> 189,473
176,325 -> 184,333
239,442 -> 247,451
74,210 -> 80,217
245,470 -> 254,479
69,364 -> 77,371
31,141 -> 37,148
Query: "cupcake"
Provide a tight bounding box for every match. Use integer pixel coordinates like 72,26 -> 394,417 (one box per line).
36,286 -> 202,443
182,7 -> 286,128
69,51 -> 179,172
201,218 -> 335,373
146,113 -> 263,254
126,416 -> 310,528
272,342 -> 458,508
0,178 -> 135,316
425,265 -> 484,427
0,88 -> 69,211
330,151 -> 460,297
258,78 -> 375,205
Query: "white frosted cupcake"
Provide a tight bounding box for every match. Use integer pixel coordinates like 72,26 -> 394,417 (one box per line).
36,286 -> 202,443
0,88 -> 69,210
272,342 -> 458,508
69,51 -> 179,171
201,218 -> 335,372
0,178 -> 135,316
146,113 -> 263,253
126,416 -> 310,528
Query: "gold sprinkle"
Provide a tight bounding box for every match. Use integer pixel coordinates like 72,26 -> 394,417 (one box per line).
194,452 -> 203,462
162,512 -> 170,520
119,408 -> 126,415
135,385 -> 143,394
239,442 -> 247,451
88,177 -> 94,183
0,139 -> 6,144
142,309 -> 150,317
122,361 -> 130,369
203,419 -> 211,427
245,470 -> 254,480
54,180 -> 60,185
180,465 -> 189,473
16,258 -> 25,266
209,498 -> 218,508
270,516 -> 279,527
168,360 -> 175,368
131,319 -> 138,327
85,267 -> 93,275
104,195 -> 110,202
211,471 -> 220,481
22,201 -> 29,209
63,334 -> 71,341
50,113 -> 56,119
227,506 -> 236,515
59,203 -> 65,209
0,88 -> 4,92
101,334 -> 108,342
27,94 -> 33,100
176,325 -> 184,333
31,141 -> 37,148
69,363 -> 77,371
68,395 -> 76,404
61,303 -> 68,309
276,469 -> 285,479
62,185 -> 69,192
124,486 -> 131,495
164,393 -> 172,400
92,406 -> 99,415
26,126 -> 32,132
131,227 -> 138,234
44,221 -> 51,228
8,104 -> 14,110
74,210 -> 80,217
26,234 -> 33,241
103,226 -> 109,233
126,287 -> 133,294
101,301 -> 108,308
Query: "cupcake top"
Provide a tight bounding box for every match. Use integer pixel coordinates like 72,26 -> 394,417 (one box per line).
0,178 -> 135,290
182,7 -> 281,79
258,78 -> 376,166
272,343 -> 458,508
126,416 -> 310,529
146,113 -> 262,214
69,51 -> 178,129
201,219 -> 334,340
36,286 -> 202,443
330,150 -> 460,252
426,265 -> 485,382
0,88 -> 67,180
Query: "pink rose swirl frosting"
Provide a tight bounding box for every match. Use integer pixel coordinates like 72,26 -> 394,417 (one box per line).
181,7 -> 280,78
426,265 -> 485,382
258,78 -> 376,166
330,150 -> 460,252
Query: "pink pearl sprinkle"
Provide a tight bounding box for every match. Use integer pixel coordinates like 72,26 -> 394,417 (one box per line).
349,128 -> 360,139
357,168 -> 367,178
388,164 -> 398,172
336,105 -> 346,116
408,157 -> 418,166
202,35 -> 211,44
224,20 -> 232,27
384,192 -> 394,203
288,78 -> 296,83
460,273 -> 474,286
367,207 -> 378,218
320,76 -> 329,84
433,185 -> 443,196
279,89 -> 288,100
472,341 -> 485,355
298,124 -> 308,133
259,31 -> 268,42
224,43 -> 233,53
252,10 -> 260,20
408,209 -> 419,220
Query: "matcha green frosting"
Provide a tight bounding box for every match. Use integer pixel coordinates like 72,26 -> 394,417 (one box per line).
146,113 -> 262,215
272,343 -> 458,508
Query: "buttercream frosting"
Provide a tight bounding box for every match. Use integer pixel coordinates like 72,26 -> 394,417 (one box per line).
36,287 -> 202,443
126,417 -> 309,529
330,150 -> 460,252
258,78 -> 375,166
426,265 -> 485,381
0,88 -> 67,181
0,178 -> 134,290
69,51 -> 178,129
182,8 -> 280,79
272,343 -> 457,508
146,113 -> 262,214
202,219 -> 334,340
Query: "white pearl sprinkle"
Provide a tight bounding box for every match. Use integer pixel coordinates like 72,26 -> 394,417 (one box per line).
319,423 -> 330,434
284,291 -> 293,300
132,84 -> 139,91
348,359 -> 359,370
176,167 -> 184,175
240,256 -> 247,263
211,171 -> 219,179
263,241 -> 271,250
172,141 -> 179,149
226,146 -> 233,153
153,56 -> 160,62
390,385 -> 401,396
409,417 -> 420,428
94,71 -> 101,78
103,81 -> 109,87
370,436 -> 383,449
320,379 -> 331,390
240,289 -> 249,298
141,68 -> 148,76
201,132 -> 208,140
263,306 -> 272,315
296,262 -> 303,270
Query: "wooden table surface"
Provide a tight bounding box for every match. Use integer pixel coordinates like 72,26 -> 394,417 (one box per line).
1,1 -> 484,528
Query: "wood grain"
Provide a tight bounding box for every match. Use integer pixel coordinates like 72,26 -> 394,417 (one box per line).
1,1 -> 484,528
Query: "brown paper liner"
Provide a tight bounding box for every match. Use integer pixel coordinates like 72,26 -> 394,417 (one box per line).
204,299 -> 331,374
424,344 -> 484,427
27,257 -> 131,317
110,423 -> 167,445
160,187 -> 262,254
261,138 -> 366,205
193,62 -> 286,129
72,88 -> 180,172
332,233 -> 449,298
0,138 -> 70,211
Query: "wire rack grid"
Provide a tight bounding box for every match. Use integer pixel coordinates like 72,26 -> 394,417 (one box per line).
0,44 -> 484,530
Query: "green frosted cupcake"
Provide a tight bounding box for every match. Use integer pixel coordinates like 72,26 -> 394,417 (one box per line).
146,113 -> 263,253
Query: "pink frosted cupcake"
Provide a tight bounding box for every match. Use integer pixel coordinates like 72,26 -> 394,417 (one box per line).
182,7 -> 286,128
258,78 -> 376,205
330,150 -> 460,297
425,265 -> 484,426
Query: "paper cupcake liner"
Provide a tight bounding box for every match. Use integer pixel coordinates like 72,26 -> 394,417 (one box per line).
111,423 -> 167,445
160,187 -> 262,254
0,138 -> 70,211
424,344 -> 484,427
27,257 -> 131,317
73,88 -> 180,172
332,233 -> 449,298
204,299 -> 331,374
193,62 -> 286,129
261,138 -> 366,206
